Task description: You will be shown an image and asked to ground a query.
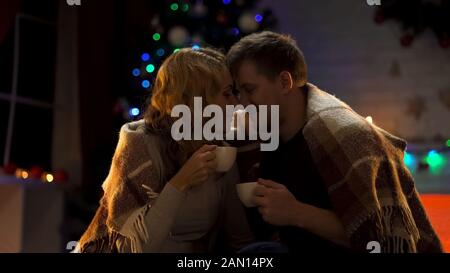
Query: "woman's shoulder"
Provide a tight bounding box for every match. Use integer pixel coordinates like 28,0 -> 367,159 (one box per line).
110,120 -> 165,185
120,119 -> 148,138
118,119 -> 159,147
113,119 -> 164,168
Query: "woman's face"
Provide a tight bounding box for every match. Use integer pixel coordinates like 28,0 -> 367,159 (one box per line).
212,70 -> 238,110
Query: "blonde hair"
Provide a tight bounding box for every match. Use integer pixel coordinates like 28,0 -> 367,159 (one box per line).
145,47 -> 227,165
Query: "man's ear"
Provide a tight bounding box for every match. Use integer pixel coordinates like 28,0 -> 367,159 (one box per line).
279,71 -> 293,93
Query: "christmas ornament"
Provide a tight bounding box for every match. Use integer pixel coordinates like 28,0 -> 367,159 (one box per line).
168,26 -> 189,46
238,12 -> 259,33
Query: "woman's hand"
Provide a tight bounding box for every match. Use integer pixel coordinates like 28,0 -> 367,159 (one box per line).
169,144 -> 218,192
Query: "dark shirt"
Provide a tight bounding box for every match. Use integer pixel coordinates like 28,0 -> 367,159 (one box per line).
258,127 -> 349,253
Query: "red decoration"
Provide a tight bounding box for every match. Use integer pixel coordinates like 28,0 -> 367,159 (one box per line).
418,162 -> 430,172
113,101 -> 124,115
439,38 -> 450,49
29,166 -> 44,179
216,10 -> 228,25
400,34 -> 414,48
217,14 -> 228,25
374,10 -> 385,25
374,1 -> 450,48
3,163 -> 17,175
53,170 -> 69,183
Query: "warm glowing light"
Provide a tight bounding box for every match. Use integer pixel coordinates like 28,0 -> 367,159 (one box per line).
366,116 -> 373,124
15,169 -> 25,179
46,174 -> 54,183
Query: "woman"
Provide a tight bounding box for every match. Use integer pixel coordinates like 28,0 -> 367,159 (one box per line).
77,48 -> 253,253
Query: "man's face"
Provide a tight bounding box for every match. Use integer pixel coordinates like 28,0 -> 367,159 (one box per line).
234,61 -> 281,107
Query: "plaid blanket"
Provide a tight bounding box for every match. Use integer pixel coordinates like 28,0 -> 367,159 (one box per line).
78,120 -> 166,252
302,84 -> 443,252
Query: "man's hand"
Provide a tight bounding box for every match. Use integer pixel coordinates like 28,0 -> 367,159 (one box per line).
252,178 -> 303,226
252,179 -> 350,247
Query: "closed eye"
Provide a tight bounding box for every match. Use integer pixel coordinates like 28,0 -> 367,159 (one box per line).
240,83 -> 257,94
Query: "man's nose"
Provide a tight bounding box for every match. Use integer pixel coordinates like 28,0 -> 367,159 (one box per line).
229,95 -> 239,106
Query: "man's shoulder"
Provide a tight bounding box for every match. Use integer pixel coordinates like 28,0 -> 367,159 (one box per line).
305,83 -> 378,139
304,85 -> 406,157
305,83 -> 353,119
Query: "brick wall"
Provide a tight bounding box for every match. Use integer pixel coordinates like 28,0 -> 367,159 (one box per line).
261,0 -> 450,140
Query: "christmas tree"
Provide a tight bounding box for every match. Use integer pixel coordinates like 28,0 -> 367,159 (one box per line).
113,0 -> 277,122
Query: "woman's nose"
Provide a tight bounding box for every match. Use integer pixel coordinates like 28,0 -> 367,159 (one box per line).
230,95 -> 239,106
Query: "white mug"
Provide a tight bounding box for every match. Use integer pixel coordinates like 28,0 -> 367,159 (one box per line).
236,182 -> 258,207
215,146 -> 237,172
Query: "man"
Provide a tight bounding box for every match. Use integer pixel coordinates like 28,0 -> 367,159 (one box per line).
227,31 -> 442,253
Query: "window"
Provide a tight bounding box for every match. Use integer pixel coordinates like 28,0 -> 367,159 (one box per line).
0,11 -> 56,170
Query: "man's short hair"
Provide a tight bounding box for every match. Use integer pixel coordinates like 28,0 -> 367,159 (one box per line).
227,31 -> 307,86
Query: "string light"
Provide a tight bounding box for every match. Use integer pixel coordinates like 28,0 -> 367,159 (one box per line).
181,3 -> 189,12
141,53 -> 150,62
132,68 -> 141,77
446,139 -> 450,147
156,48 -> 165,56
255,14 -> 263,23
146,64 -> 155,73
223,0 -> 231,4
173,48 -> 181,53
232,27 -> 240,36
152,33 -> 161,41
15,169 -> 29,179
40,172 -> 54,183
366,116 -> 373,124
21,171 -> 29,179
46,174 -> 52,182
142,80 -> 151,89
404,152 -> 416,170
129,108 -> 140,117
420,150 -> 447,175
425,150 -> 445,170
192,44 -> 200,50
170,3 -> 179,11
